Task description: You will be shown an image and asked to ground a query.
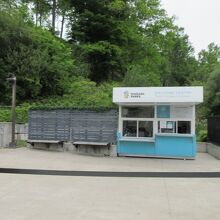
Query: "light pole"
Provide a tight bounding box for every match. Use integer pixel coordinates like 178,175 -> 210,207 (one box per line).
7,74 -> 16,148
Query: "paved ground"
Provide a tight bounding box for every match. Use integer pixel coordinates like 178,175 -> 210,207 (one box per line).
0,148 -> 220,220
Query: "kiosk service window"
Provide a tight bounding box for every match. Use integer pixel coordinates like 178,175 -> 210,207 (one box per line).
158,120 -> 191,134
120,105 -> 194,139
121,106 -> 154,138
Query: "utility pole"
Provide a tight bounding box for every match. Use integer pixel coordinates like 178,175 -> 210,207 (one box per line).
7,74 -> 16,148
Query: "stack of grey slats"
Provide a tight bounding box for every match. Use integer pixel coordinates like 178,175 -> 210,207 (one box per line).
28,109 -> 118,143
42,110 -> 57,140
28,110 -> 45,140
56,110 -> 71,141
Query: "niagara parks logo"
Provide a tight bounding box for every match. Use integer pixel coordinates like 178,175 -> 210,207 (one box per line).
123,91 -> 129,98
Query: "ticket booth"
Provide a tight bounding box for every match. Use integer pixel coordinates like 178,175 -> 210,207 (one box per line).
113,87 -> 203,159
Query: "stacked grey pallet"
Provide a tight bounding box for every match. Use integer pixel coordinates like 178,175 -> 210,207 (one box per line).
28,109 -> 118,144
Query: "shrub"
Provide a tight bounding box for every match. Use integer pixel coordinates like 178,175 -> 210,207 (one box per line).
197,130 -> 207,142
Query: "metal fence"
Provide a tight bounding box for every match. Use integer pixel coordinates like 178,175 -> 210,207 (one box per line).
208,116 -> 220,145
28,109 -> 118,143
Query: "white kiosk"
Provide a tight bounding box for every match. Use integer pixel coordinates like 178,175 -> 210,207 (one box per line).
113,87 -> 203,158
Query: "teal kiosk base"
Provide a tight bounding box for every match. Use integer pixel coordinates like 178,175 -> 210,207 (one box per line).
117,133 -> 196,159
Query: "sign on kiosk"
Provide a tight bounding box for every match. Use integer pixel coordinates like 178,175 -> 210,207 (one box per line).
113,87 -> 203,104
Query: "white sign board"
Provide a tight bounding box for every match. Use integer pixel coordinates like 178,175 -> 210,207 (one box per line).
171,106 -> 193,119
113,87 -> 203,104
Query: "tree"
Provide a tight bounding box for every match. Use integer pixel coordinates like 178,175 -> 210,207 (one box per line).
205,65 -> 220,115
21,0 -> 51,26
57,0 -> 71,38
194,43 -> 220,83
123,1 -> 197,87
123,61 -> 161,87
68,0 -> 132,82
51,0 -> 56,31
0,8 -> 75,104
159,30 -> 197,86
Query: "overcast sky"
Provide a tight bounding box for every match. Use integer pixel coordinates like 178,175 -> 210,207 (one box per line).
160,0 -> 220,55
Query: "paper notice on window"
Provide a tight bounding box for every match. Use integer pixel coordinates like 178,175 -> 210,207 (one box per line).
166,121 -> 173,129
160,121 -> 167,128
171,106 -> 193,118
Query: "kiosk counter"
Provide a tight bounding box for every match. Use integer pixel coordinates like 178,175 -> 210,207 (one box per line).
113,87 -> 203,159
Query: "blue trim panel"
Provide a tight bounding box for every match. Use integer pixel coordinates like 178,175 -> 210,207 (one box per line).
118,140 -> 155,155
155,135 -> 196,157
117,131 -> 196,158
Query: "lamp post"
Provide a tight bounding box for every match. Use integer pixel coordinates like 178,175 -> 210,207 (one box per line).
7,74 -> 16,148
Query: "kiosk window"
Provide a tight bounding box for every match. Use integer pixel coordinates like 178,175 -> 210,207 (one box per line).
123,121 -> 137,137
158,121 -> 176,133
138,121 -> 153,137
158,120 -> 191,134
178,121 -> 191,134
122,106 -> 154,118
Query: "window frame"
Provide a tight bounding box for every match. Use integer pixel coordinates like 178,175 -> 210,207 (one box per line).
120,105 -> 156,139
157,118 -> 193,135
121,106 -> 155,118
122,118 -> 155,138
119,104 -> 195,139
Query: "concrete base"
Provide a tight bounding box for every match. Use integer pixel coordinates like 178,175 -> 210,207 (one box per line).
29,143 -> 64,152
29,141 -> 219,159
63,142 -> 77,152
207,142 -> 220,160
75,145 -> 110,157
69,143 -> 117,157
197,142 -> 207,153
30,142 -> 117,157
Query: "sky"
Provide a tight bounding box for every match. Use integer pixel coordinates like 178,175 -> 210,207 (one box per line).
160,0 -> 220,55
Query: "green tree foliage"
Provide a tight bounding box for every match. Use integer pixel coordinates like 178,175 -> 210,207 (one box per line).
159,30 -> 197,86
191,43 -> 220,122
123,61 -> 161,87
57,0 -> 71,38
24,0 -> 51,26
67,0 -> 197,86
193,43 -> 220,84
0,8 -> 74,104
68,0 -> 130,82
128,0 -> 198,87
205,65 -> 220,115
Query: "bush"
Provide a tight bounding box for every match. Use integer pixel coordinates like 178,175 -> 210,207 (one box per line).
16,140 -> 27,147
197,130 -> 207,142
0,78 -> 120,123
0,104 -> 31,123
196,118 -> 207,142
0,107 -> 11,122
